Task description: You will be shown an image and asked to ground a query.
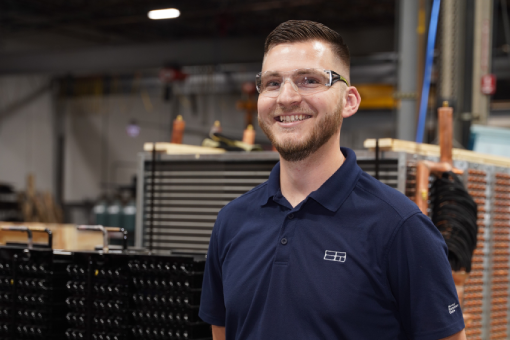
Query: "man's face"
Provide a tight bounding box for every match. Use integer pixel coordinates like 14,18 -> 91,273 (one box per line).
257,40 -> 347,162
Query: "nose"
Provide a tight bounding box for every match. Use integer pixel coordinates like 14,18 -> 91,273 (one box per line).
276,79 -> 302,107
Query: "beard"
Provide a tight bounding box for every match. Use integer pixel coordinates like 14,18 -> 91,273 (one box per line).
258,102 -> 343,162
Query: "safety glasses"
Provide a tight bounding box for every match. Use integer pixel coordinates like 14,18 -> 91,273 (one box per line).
255,68 -> 349,97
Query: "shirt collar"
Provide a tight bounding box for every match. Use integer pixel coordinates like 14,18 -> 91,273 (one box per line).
261,161 -> 282,206
260,147 -> 362,211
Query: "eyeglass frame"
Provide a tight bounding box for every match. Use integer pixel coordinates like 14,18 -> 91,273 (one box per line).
255,69 -> 350,95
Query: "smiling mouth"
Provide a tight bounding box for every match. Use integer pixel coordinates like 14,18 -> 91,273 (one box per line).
275,114 -> 312,122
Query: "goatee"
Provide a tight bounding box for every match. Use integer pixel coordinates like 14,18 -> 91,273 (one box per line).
258,103 -> 343,162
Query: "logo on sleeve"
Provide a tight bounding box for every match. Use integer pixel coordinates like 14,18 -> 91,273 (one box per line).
448,303 -> 459,314
324,250 -> 346,262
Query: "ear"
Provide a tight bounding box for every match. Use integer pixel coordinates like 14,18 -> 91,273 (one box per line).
342,86 -> 361,118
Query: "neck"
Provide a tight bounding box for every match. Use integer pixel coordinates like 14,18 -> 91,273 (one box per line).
279,136 -> 345,208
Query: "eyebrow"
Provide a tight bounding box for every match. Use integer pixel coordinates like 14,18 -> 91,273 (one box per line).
294,69 -> 316,75
263,71 -> 282,77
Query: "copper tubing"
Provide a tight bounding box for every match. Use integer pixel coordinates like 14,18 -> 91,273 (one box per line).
242,124 -> 256,145
414,161 -> 430,214
414,105 -> 474,315
452,271 -> 469,304
414,160 -> 461,214
468,169 -> 486,175
439,104 -> 453,166
171,115 -> 185,144
469,176 -> 487,183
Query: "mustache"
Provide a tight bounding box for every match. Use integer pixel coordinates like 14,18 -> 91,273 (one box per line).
271,105 -> 316,117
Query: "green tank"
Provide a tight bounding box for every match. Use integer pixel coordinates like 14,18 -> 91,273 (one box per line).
93,198 -> 108,226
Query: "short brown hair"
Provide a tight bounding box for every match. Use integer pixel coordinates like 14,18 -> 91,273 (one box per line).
264,20 -> 350,69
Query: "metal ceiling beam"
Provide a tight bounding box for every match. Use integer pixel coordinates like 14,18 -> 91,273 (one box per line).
2,12 -> 134,44
2,0 -> 323,31
0,37 -> 266,75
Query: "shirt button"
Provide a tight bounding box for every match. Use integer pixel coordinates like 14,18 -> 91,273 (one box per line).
281,238 -> 288,245
287,214 -> 294,219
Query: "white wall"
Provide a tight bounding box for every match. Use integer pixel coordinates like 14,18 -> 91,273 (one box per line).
64,93 -> 169,202
62,89 -> 264,202
0,75 -> 55,193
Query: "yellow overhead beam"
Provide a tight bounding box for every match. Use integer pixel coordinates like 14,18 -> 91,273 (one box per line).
354,84 -> 396,110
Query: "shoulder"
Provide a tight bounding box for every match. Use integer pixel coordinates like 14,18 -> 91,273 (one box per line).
218,181 -> 268,217
213,181 -> 268,235
353,171 -> 421,221
342,171 -> 433,261
210,181 -> 270,255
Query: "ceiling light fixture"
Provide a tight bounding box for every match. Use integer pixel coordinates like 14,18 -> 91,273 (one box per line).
148,8 -> 180,20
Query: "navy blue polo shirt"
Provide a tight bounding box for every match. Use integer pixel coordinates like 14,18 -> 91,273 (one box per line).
199,147 -> 465,340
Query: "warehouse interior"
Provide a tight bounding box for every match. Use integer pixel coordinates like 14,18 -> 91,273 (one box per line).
0,0 -> 510,339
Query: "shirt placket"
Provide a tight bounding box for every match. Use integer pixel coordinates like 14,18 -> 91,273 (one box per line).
274,210 -> 298,264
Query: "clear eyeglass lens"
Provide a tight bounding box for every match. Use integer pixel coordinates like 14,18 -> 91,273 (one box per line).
258,69 -> 329,97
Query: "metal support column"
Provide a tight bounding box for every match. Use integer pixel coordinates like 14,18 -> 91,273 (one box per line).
439,0 -> 469,145
460,0 -> 475,147
439,0 -> 457,106
52,80 -> 66,207
396,0 -> 419,141
472,0 -> 494,125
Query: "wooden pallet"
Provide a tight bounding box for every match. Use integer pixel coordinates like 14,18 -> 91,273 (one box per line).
364,138 -> 510,167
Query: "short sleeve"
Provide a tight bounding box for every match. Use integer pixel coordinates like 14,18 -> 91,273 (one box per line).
199,216 -> 226,326
386,212 -> 465,340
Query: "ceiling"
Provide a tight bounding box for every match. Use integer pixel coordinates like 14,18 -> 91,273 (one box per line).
0,0 -> 396,53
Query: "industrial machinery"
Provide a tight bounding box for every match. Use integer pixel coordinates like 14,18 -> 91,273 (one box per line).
0,225 -> 209,340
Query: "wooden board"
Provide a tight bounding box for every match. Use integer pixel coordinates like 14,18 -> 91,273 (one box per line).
0,222 -> 104,251
143,142 -> 225,155
364,138 -> 510,167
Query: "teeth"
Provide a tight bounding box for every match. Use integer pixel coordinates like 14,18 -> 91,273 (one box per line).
278,115 -> 310,122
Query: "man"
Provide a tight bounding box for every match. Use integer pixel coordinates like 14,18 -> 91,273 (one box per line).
199,20 -> 466,340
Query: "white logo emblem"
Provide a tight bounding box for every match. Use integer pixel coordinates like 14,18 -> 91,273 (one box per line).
324,250 -> 346,262
448,303 -> 459,314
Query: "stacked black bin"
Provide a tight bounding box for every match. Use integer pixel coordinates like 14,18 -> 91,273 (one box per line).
0,248 -> 69,340
0,247 -> 210,340
128,255 -> 209,340
0,248 -> 18,340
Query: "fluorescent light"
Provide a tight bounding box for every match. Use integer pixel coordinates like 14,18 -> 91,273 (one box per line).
148,8 -> 180,20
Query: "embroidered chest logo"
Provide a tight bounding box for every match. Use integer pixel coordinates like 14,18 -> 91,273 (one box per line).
324,250 -> 346,262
